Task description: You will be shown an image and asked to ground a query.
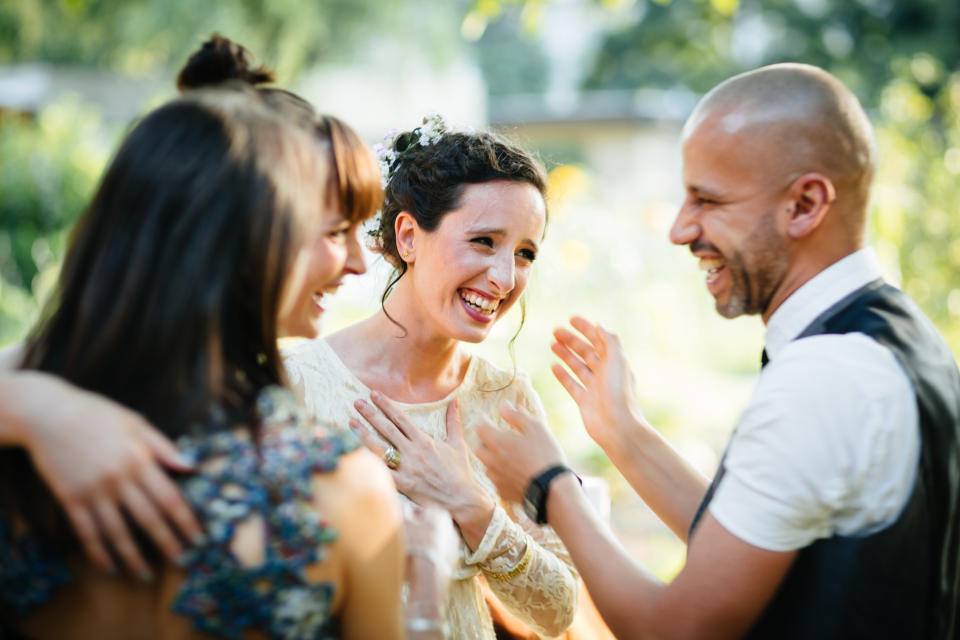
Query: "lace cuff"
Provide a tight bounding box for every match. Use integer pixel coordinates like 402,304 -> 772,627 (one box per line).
462,505 -> 525,572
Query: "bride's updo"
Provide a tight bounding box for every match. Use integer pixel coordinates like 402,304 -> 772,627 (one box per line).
177,34 -> 382,225
372,120 -> 547,274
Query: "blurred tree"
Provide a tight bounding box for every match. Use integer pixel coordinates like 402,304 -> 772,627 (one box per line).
472,5 -> 550,97
0,0 -> 469,346
0,0 -> 414,78
0,97 -> 107,343
583,0 -> 959,102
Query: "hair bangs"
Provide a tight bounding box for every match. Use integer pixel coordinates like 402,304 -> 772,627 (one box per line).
323,116 -> 383,224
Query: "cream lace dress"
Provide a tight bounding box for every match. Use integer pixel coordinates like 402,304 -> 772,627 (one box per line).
283,338 -> 579,639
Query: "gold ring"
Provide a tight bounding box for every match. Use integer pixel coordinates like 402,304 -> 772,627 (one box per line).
384,446 -> 401,470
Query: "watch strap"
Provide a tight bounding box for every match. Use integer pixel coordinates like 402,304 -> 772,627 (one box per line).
525,463 -> 580,524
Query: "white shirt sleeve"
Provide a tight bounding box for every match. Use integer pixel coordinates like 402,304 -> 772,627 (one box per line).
709,333 -> 920,552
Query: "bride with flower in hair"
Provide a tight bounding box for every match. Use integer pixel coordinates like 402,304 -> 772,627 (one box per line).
283,114 -> 579,639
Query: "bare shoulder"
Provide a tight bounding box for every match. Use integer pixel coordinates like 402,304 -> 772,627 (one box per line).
312,447 -> 400,542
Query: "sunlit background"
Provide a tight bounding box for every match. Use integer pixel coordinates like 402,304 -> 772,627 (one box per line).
2,0 -> 958,581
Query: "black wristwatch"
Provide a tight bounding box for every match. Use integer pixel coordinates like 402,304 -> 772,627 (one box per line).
523,464 -> 581,525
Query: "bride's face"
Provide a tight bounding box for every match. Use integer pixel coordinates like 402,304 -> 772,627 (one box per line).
400,180 -> 546,343
278,204 -> 366,339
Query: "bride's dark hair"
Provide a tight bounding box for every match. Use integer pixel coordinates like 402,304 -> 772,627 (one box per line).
371,128 -> 548,376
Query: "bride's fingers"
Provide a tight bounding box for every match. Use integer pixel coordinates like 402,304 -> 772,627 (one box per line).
349,417 -> 394,458
551,340 -> 593,384
443,399 -> 464,448
354,396 -> 410,449
554,327 -> 602,370
368,391 -> 424,442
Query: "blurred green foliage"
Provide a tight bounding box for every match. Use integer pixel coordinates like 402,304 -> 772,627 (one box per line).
580,0 -> 960,352
0,0 -> 462,347
0,0 -> 411,78
0,97 -> 109,345
2,0 -> 959,357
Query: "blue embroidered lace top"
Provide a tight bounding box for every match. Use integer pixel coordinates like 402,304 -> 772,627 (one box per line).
0,386 -> 360,640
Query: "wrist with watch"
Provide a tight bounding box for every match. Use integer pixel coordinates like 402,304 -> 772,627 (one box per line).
522,463 -> 582,525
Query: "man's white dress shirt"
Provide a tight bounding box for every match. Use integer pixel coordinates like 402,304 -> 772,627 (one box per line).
709,248 -> 920,551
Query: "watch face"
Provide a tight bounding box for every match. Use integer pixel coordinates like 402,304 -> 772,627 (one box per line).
523,495 -> 537,521
524,481 -> 545,523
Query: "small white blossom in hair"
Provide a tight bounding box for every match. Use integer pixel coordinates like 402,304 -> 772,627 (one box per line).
372,142 -> 398,189
367,114 -> 450,243
418,112 -> 445,146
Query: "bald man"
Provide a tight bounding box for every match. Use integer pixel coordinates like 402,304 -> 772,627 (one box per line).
476,63 -> 960,639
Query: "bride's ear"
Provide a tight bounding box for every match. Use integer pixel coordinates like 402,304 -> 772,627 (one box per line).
394,211 -> 417,263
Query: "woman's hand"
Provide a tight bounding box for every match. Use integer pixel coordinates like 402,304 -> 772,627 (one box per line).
551,316 -> 649,454
15,374 -> 203,578
351,392 -> 496,550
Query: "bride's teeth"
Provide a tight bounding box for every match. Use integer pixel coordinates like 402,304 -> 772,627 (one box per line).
460,291 -> 498,314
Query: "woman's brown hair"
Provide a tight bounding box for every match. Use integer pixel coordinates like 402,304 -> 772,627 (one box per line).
2,88 -> 328,548
178,34 -> 382,227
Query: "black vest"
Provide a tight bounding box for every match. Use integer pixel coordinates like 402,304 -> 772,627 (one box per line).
690,280 -> 960,639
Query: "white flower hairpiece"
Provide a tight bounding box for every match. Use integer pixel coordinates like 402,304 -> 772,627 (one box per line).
374,113 -> 448,188
368,114 -> 449,246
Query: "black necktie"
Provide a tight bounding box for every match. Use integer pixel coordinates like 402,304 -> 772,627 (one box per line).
761,348 -> 769,368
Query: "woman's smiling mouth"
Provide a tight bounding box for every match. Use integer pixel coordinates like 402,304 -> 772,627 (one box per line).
459,289 -> 500,321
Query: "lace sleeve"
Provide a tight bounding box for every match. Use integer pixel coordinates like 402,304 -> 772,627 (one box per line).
463,504 -> 578,637
462,372 -> 579,637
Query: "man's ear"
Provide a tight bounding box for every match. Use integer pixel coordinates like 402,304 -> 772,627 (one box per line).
784,172 -> 836,239
394,211 -> 417,262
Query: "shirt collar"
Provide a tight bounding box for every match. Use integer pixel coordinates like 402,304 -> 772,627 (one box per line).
764,248 -> 884,361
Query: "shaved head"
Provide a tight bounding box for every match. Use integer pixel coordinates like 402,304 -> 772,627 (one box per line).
684,63 -> 877,236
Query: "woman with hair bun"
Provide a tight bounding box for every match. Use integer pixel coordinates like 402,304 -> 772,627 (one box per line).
0,85 -> 408,638
283,115 -> 580,639
1,36 -> 457,639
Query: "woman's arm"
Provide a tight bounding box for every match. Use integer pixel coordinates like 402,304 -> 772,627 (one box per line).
315,447 -> 406,640
466,503 -> 580,637
0,368 -> 201,576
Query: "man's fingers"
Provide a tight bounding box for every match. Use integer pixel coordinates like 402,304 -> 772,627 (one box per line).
551,363 -> 587,404
139,464 -> 204,546
65,504 -> 115,573
93,498 -> 152,580
119,482 -> 182,563
554,328 -> 602,371
569,316 -> 602,344
551,340 -> 593,384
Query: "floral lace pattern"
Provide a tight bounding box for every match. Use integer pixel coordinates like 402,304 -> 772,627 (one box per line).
284,338 -> 580,639
0,386 -> 358,640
